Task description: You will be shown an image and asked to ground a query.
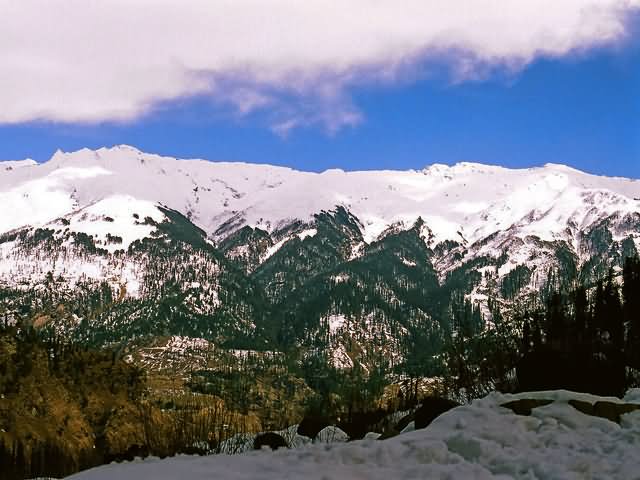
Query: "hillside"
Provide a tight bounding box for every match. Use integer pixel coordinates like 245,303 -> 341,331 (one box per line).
1,146 -> 639,372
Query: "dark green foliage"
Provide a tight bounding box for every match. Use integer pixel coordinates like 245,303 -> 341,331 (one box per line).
105,233 -> 123,244
71,232 -> 108,256
0,228 -> 28,245
500,265 -> 532,299
156,206 -> 211,250
578,218 -> 640,285
554,243 -> 578,284
219,225 -> 273,272
5,200 -> 637,409
253,206 -> 364,301
517,257 -> 640,396
624,256 -> 640,367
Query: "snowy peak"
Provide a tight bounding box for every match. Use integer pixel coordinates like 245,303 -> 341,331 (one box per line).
1,146 -> 639,251
1,159 -> 37,171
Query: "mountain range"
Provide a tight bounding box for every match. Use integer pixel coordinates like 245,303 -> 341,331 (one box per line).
1,145 -> 639,370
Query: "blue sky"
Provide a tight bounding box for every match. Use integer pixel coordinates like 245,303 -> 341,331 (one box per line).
0,2 -> 638,178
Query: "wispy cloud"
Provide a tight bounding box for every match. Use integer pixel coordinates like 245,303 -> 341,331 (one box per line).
0,0 -> 638,133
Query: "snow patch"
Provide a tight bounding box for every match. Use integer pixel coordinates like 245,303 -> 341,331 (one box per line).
63,195 -> 165,251
297,228 -> 317,240
326,314 -> 347,334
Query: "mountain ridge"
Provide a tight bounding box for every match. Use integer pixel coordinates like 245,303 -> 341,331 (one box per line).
2,145 -> 638,244
7,145 -> 636,178
1,145 -> 638,371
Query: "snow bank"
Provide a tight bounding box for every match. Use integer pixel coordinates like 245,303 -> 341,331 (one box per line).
68,389 -> 640,479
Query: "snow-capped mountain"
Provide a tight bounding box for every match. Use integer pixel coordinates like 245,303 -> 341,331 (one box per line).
1,146 -> 638,365
2,145 -> 639,246
2,145 -> 639,286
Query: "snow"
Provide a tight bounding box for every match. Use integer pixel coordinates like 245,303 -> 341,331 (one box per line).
0,194 -> 169,297
163,336 -> 211,354
330,273 -> 350,284
296,228 -> 317,241
401,258 -> 417,267
326,314 -> 347,334
401,421 -> 416,434
68,389 -> 640,480
0,159 -> 37,170
320,309 -> 410,371
0,238 -> 146,297
262,237 -> 290,261
2,146 -> 637,249
261,228 -> 318,261
0,147 -> 636,246
329,343 -> 354,369
1,146 -> 639,293
227,349 -> 282,361
64,195 -> 165,251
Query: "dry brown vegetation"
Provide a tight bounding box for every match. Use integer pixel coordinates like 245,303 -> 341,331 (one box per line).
0,328 -> 317,479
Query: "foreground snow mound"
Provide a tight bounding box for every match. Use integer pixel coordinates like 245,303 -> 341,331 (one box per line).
68,389 -> 640,480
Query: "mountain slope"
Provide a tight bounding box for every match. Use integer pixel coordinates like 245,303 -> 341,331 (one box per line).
0,146 -> 638,370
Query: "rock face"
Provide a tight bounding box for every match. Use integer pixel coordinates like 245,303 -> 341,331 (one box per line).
414,397 -> 461,429
501,397 -> 640,424
501,399 -> 554,416
253,432 -> 289,451
297,416 -> 331,440
1,146 -> 639,371
568,400 -> 640,423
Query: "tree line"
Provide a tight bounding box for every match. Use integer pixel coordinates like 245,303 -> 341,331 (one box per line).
517,256 -> 640,396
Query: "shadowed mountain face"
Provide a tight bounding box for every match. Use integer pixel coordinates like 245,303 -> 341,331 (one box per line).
0,146 -> 639,369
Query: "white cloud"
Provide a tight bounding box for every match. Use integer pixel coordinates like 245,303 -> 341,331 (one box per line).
226,89 -> 274,116
0,0 -> 637,132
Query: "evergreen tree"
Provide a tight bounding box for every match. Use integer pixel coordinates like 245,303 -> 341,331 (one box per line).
521,320 -> 531,354
623,256 -> 640,366
605,273 -> 624,352
545,293 -> 566,351
573,285 -> 589,350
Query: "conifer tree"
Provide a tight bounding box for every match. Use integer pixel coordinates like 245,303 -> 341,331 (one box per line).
573,286 -> 589,349
623,256 -> 640,365
545,293 -> 565,350
604,271 -> 624,353
521,320 -> 531,354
